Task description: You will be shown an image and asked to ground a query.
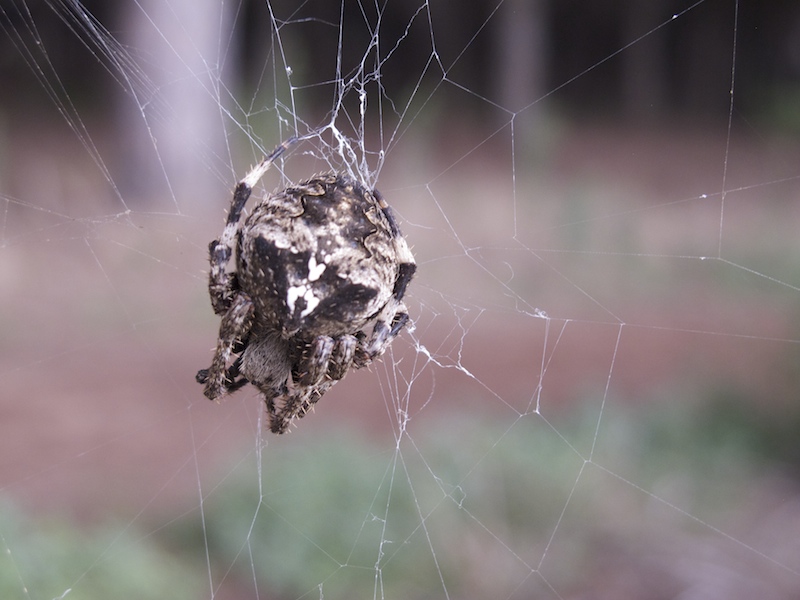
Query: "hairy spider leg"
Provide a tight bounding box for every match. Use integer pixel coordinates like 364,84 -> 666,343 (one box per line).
297,336 -> 335,387
373,188 -> 403,237
326,335 -> 357,380
207,139 -> 298,314
195,356 -> 250,393
218,137 -> 298,256
392,262 -> 416,301
270,385 -> 329,434
201,293 -> 255,401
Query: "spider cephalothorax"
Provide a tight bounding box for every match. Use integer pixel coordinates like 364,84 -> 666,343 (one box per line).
196,139 -> 416,433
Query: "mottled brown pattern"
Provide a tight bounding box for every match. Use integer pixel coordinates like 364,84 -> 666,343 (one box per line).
197,141 -> 415,433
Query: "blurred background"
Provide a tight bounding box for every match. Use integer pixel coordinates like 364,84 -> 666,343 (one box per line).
2,1 -> 800,598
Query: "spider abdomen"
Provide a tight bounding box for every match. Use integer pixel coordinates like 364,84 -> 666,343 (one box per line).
237,173 -> 399,338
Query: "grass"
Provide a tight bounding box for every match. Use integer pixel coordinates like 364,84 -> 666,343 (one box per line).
0,503 -> 205,600
2,385 -> 799,599
164,395 -> 799,599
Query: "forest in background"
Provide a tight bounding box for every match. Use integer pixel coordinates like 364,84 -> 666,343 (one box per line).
3,0 -> 799,124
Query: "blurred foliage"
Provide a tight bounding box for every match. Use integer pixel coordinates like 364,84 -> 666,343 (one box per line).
166,393 -> 799,599
2,390 -> 798,599
0,392 -> 800,600
756,85 -> 800,135
689,390 -> 800,475
0,503 -> 205,600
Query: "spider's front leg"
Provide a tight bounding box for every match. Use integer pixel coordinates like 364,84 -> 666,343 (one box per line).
207,139 -> 296,314
267,334 -> 353,434
269,383 -> 333,434
354,259 -> 416,366
296,336 -> 335,387
354,308 -> 410,368
206,179 -> 255,315
327,335 -> 358,380
207,241 -> 238,315
198,292 -> 255,401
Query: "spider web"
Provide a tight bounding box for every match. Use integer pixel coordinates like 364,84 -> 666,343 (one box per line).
2,0 -> 800,598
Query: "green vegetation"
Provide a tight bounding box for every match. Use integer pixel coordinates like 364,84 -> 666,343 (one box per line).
3,394 -> 797,599
0,503 -> 204,600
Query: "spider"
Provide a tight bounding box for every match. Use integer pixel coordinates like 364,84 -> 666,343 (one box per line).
196,138 -> 416,434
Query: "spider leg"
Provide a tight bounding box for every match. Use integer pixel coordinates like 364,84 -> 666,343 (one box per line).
268,384 -> 332,434
222,355 -> 251,393
195,356 -> 250,392
227,137 -> 297,238
327,335 -> 357,380
392,262 -> 416,302
201,292 -> 255,401
354,315 -> 401,367
240,136 -> 297,195
207,138 -> 297,314
296,336 -> 335,387
269,333 -> 357,433
267,388 -> 310,434
374,186 -> 416,301
264,335 -> 336,433
352,240 -> 416,368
